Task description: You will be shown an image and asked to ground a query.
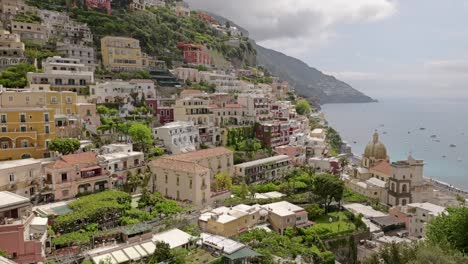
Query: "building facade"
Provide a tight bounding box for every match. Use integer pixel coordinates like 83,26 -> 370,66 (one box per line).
44,152 -> 110,201
149,147 -> 233,207
0,159 -> 42,199
234,155 -> 291,183
27,56 -> 95,95
0,30 -> 26,69
101,36 -> 149,72
10,21 -> 47,45
153,121 -> 199,154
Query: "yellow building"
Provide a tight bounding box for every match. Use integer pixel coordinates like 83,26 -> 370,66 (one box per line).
100,36 -> 149,72
0,85 -> 88,160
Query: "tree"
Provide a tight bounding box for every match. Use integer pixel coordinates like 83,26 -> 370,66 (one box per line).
306,203 -> 325,220
239,181 -> 249,199
426,207 -> 468,253
149,241 -> 172,263
149,147 -> 165,158
49,138 -> 80,155
363,242 -> 468,264
0,63 -> 36,88
128,122 -> 153,153
295,99 -> 311,115
312,174 -> 344,212
213,172 -> 232,192
326,127 -> 343,156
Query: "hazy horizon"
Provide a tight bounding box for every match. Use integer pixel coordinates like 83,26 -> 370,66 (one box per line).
187,0 -> 468,100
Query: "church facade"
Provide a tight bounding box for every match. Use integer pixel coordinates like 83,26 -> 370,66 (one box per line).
346,131 -> 433,206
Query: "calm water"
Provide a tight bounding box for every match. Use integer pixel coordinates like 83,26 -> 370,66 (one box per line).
322,97 -> 468,190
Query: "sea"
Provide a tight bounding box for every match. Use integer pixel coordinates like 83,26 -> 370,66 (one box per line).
321,97 -> 468,190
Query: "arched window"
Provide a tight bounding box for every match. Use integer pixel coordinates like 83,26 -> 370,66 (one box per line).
402,184 -> 407,193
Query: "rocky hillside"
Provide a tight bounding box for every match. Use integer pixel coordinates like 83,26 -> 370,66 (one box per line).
254,43 -> 375,104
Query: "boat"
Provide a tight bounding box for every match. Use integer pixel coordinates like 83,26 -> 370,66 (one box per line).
450,144 -> 457,148
420,127 -> 426,130
383,131 -> 387,135
430,135 -> 437,138
458,158 -> 462,162
442,155 -> 447,158
353,141 -> 357,144
433,139 -> 440,142
408,131 -> 411,134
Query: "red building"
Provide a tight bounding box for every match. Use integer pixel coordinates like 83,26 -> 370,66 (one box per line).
177,42 -> 212,66
255,121 -> 291,148
157,107 -> 174,125
197,12 -> 218,24
84,0 -> 111,15
146,99 -> 158,114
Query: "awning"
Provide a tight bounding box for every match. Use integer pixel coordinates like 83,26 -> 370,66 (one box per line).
224,247 -> 262,260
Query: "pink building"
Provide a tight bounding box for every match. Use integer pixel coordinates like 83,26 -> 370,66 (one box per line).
44,152 -> 110,201
275,145 -> 306,165
0,192 -> 47,263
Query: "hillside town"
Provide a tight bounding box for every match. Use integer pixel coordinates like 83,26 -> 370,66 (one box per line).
0,1 -> 466,264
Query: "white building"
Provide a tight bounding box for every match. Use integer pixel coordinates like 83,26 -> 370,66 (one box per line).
237,93 -> 271,121
153,121 -> 199,154
56,43 -> 97,72
392,202 -> 446,238
0,159 -> 42,199
98,144 -> 145,186
27,56 -> 94,95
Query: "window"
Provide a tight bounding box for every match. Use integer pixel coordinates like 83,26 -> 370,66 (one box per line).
1,141 -> 8,149
25,96 -> 30,102
45,140 -> 50,148
9,173 -> 14,182
44,113 -> 49,122
165,175 -> 168,184
0,114 -> 6,123
20,113 -> 26,122
51,97 -> 57,104
1,126 -> 6,132
177,177 -> 179,186
20,125 -> 26,132
189,179 -> 192,189
21,140 -> 28,148
45,125 -> 50,134
61,173 -> 67,182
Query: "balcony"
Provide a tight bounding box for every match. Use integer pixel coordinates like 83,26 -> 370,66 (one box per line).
81,166 -> 105,179
1,131 -> 38,140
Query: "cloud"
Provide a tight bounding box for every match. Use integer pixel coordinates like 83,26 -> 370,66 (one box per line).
424,59 -> 468,74
186,0 -> 397,56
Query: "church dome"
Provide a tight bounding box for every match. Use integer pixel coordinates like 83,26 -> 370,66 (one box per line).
364,132 -> 387,160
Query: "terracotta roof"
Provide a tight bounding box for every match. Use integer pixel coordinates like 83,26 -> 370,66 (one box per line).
47,152 -> 98,169
129,79 -> 154,84
370,160 -> 391,175
150,158 -> 209,173
168,147 -> 233,162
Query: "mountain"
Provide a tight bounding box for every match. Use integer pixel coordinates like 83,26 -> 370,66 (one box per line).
254,43 -> 375,104
207,13 -> 375,104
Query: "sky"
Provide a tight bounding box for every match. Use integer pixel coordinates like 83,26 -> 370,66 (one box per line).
186,0 -> 468,100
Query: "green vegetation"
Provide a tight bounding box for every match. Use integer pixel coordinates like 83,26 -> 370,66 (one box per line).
0,63 -> 36,88
306,212 -> 359,239
363,242 -> 468,264
14,12 -> 42,23
49,138 -> 81,155
326,127 -> 343,155
137,191 -> 183,216
188,80 -> 216,93
295,99 -> 311,115
239,229 -> 335,263
426,207 -> 468,253
312,174 -> 344,212
53,190 -> 131,233
71,8 -> 255,66
128,122 -> 153,153
239,75 -> 273,84
343,187 -> 370,203
212,172 -> 232,192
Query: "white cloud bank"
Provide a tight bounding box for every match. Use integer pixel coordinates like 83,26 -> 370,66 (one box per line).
186,0 -> 397,56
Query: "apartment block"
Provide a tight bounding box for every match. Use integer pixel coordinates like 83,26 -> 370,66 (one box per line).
153,121 -> 199,154
44,152 -> 110,201
10,21 -> 47,45
0,192 -> 47,264
234,155 -> 291,183
0,30 -> 26,69
0,159 -> 42,199
27,56 -> 95,95
101,36 -> 149,72
149,147 -> 233,207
